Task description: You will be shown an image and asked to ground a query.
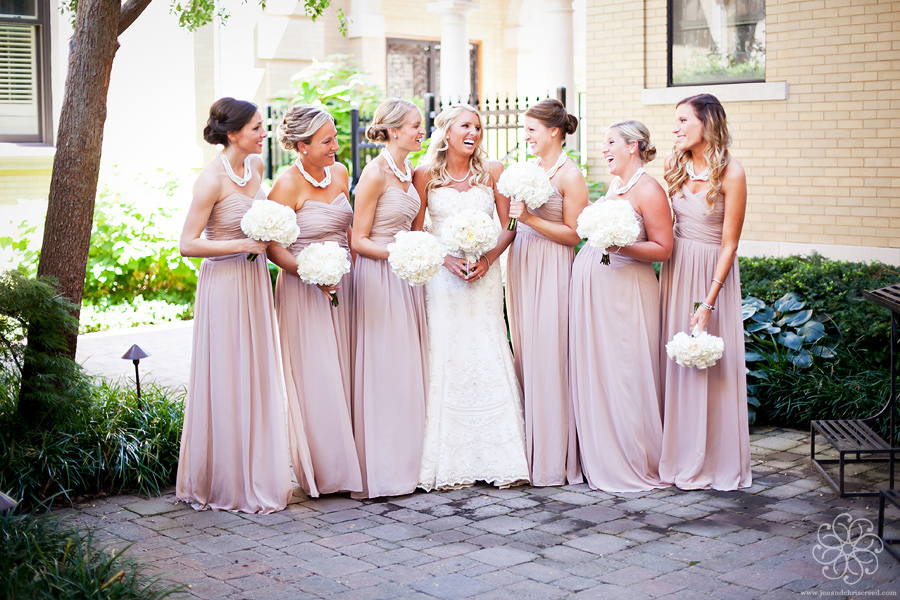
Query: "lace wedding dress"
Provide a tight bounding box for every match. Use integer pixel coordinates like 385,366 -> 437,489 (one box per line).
418,185 -> 530,491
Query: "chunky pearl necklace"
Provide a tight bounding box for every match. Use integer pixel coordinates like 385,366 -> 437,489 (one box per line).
609,167 -> 645,196
447,168 -> 471,183
381,149 -> 412,183
294,158 -> 331,188
220,154 -> 253,187
542,152 -> 567,179
686,160 -> 710,181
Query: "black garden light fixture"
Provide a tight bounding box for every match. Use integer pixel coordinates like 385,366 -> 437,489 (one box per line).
121,344 -> 150,401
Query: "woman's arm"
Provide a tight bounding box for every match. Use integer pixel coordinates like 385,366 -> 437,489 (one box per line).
351,164 -> 389,261
691,158 -> 747,331
508,164 -> 586,246
614,177 -> 673,263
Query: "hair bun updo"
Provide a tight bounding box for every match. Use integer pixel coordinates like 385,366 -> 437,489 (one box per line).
203,97 -> 259,147
525,98 -> 578,136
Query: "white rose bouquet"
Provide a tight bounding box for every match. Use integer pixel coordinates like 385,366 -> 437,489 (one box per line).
575,198 -> 641,265
441,209 -> 500,264
496,161 -> 553,231
295,241 -> 351,307
239,199 -> 300,261
665,325 -> 725,370
387,230 -> 445,286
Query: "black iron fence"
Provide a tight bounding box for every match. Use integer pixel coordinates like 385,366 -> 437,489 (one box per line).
265,87 -> 582,192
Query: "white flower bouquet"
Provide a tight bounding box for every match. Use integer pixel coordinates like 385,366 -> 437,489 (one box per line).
295,241 -> 351,307
496,161 -> 553,231
665,326 -> 725,370
387,230 -> 445,286
239,199 -> 300,261
575,198 -> 641,265
441,209 -> 499,263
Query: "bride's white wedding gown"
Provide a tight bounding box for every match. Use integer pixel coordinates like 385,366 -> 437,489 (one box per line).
418,185 -> 530,491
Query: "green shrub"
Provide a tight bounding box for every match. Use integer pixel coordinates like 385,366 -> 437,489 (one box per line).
0,512 -> 182,599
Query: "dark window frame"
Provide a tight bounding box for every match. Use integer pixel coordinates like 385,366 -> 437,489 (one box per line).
0,0 -> 52,143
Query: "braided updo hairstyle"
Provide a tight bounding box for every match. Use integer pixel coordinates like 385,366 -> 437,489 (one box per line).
366,98 -> 419,144
607,120 -> 657,164
524,98 -> 578,136
203,98 -> 259,146
276,105 -> 334,152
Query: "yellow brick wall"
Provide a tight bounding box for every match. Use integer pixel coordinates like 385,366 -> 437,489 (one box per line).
585,0 -> 900,255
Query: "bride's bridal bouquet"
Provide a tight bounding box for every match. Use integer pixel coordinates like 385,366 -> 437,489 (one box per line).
575,198 -> 641,265
240,199 -> 300,261
665,325 -> 725,370
496,161 -> 553,231
295,241 -> 351,307
387,230 -> 445,286
441,209 -> 499,264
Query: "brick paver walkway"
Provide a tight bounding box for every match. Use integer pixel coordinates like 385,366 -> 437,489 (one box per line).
67,324 -> 900,599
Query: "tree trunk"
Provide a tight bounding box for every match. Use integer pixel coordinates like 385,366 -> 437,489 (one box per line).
36,0 -> 121,359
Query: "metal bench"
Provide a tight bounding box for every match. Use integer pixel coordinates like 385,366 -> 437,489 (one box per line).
810,283 -> 900,497
878,489 -> 900,562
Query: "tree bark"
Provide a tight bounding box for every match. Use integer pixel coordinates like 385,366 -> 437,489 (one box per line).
36,0 -> 121,359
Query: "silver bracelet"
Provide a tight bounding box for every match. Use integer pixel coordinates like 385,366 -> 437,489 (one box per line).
700,301 -> 715,311
712,278 -> 724,285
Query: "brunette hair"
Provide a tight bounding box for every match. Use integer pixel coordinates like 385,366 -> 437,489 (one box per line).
366,98 -> 419,143
525,98 -> 578,135
203,98 -> 258,146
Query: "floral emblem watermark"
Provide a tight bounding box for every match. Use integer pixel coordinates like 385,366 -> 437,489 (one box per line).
812,512 -> 884,585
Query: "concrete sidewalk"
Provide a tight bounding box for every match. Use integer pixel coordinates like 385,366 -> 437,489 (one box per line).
68,323 -> 900,599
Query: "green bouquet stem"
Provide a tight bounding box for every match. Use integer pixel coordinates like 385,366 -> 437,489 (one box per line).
247,253 -> 258,262
330,291 -> 339,307
507,218 -> 517,231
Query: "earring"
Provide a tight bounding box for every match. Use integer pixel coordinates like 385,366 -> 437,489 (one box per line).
303,151 -> 307,155
393,135 -> 398,139
551,133 -> 556,137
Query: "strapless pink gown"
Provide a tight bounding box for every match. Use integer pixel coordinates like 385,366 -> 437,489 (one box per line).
352,185 -> 428,499
505,189 -> 581,486
176,188 -> 293,514
658,186 -> 752,491
275,193 -> 362,497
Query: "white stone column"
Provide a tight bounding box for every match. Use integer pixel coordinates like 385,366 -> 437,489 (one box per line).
542,0 -> 576,102
347,0 -> 387,90
427,0 -> 479,104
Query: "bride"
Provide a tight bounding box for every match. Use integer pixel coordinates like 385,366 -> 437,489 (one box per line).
413,104 -> 530,491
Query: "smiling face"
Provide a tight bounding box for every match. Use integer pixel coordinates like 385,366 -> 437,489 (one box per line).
228,111 -> 266,154
390,107 -> 426,153
602,127 -> 637,177
446,109 -> 482,157
523,115 -> 558,157
673,103 -> 706,154
300,120 -> 339,168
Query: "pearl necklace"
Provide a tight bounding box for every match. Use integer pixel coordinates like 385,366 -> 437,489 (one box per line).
686,160 -> 710,181
447,168 -> 471,183
381,149 -> 412,183
220,154 -> 253,187
294,158 -> 331,188
609,167 -> 645,196
542,152 -> 567,179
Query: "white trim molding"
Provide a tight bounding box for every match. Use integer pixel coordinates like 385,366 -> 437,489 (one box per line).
642,82 -> 788,106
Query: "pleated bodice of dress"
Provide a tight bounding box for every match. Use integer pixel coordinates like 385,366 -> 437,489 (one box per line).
203,189 -> 265,244
673,186 -> 724,245
516,188 -> 564,240
369,185 -> 421,245
287,193 -> 353,253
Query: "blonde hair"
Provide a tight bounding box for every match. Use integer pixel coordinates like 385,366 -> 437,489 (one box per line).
608,120 -> 657,164
665,94 -> 731,210
366,98 -> 419,143
277,105 -> 334,152
425,104 -> 492,193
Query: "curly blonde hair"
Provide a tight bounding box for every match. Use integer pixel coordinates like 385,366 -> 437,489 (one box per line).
425,104 -> 492,193
665,94 -> 731,211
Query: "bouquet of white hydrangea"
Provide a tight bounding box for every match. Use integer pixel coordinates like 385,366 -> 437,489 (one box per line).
575,198 -> 641,265
239,199 -> 300,261
295,241 -> 351,307
387,230 -> 445,286
665,326 -> 725,370
441,209 -> 499,264
496,161 -> 553,230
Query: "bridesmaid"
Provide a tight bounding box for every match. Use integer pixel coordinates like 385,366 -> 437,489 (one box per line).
569,121 -> 673,492
267,105 -> 362,497
658,93 -> 752,491
176,98 -> 292,513
351,98 -> 429,499
505,99 -> 586,487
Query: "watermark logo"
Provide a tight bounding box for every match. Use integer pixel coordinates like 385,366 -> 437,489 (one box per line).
812,512 -> 884,585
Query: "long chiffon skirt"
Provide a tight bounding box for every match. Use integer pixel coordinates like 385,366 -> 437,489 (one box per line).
176,254 -> 293,514
352,255 -> 428,499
